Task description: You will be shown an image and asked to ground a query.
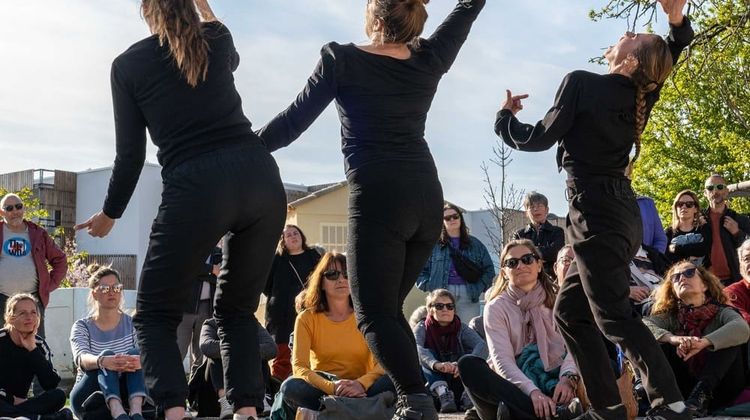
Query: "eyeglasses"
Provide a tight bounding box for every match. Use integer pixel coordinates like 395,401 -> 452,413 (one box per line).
443,213 -> 460,222
430,303 -> 455,311
503,253 -> 540,269
323,270 -> 347,281
96,284 -> 124,294
705,184 -> 726,191
557,256 -> 574,265
675,201 -> 696,209
3,203 -> 23,212
670,267 -> 697,282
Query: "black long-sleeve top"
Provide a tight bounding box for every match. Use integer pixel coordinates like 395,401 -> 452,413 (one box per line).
199,318 -> 277,362
258,0 -> 486,177
103,21 -> 262,218
513,221 -> 565,275
495,19 -> 694,179
0,329 -> 60,398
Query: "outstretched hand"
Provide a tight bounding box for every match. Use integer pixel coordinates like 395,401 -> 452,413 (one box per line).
502,90 -> 529,116
75,211 -> 115,238
657,0 -> 687,25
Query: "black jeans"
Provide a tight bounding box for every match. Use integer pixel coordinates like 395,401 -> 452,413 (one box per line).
133,142 -> 286,410
662,343 -> 746,409
347,161 -> 443,396
555,177 -> 682,412
458,355 -> 539,420
280,373 -> 395,412
0,388 -> 65,417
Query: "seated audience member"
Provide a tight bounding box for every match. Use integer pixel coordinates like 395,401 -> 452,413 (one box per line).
552,245 -> 574,286
725,239 -> 750,324
278,252 -> 394,415
199,317 -> 277,418
458,240 -> 581,420
644,261 -> 750,416
0,293 -> 71,420
413,289 -> 487,413
408,305 -> 428,330
69,266 -> 147,420
638,195 -> 669,253
665,190 -> 709,265
629,245 -> 670,315
467,315 -> 485,341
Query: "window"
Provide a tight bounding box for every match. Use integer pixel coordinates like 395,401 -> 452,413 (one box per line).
54,210 -> 61,227
320,223 -> 348,253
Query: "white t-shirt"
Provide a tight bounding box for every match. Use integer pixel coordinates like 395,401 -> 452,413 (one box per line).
0,224 -> 39,296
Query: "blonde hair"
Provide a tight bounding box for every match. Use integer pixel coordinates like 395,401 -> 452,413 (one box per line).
366,0 -> 429,46
650,261 -> 726,315
488,239 -> 558,308
3,293 -> 39,328
141,0 -> 209,87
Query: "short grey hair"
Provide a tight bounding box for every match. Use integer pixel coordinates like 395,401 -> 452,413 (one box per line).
0,193 -> 22,209
739,239 -> 750,260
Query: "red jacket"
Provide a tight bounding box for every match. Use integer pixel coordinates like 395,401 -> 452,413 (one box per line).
725,278 -> 750,325
0,220 -> 67,308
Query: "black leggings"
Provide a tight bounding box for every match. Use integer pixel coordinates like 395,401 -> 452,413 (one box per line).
0,388 -> 65,418
554,178 -> 682,411
133,142 -> 286,410
347,162 -> 443,396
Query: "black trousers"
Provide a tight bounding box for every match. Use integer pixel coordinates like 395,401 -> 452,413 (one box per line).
554,178 -> 682,411
458,355 -> 539,420
347,161 -> 443,396
0,388 -> 65,417
662,343 -> 746,409
133,142 -> 286,410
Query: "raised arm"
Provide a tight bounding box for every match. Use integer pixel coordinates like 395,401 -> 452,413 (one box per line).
427,0 -> 486,72
257,45 -> 337,152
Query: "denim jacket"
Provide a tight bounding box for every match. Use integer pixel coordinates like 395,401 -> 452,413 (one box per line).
416,235 -> 495,302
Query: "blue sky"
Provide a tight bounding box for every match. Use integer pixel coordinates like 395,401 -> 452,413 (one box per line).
0,1 -> 676,216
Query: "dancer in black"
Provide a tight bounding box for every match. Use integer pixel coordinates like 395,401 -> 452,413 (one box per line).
494,1 -> 693,419
75,1 -> 286,419
258,1 -> 485,418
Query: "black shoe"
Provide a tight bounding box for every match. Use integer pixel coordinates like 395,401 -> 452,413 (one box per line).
645,404 -> 692,420
496,402 -> 510,420
556,398 -> 583,420
392,394 -> 439,420
81,391 -> 106,412
685,381 -> 712,417
463,407 -> 480,420
40,408 -> 74,420
573,404 -> 627,420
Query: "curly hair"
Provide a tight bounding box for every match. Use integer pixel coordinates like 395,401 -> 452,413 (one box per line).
651,261 -> 726,315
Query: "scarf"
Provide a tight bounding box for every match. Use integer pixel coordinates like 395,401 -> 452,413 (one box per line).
501,282 -> 566,371
424,314 -> 462,361
676,299 -> 720,375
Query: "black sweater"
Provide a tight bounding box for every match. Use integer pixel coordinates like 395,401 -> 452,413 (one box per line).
103,21 -> 262,218
0,329 -> 60,398
495,19 -> 694,179
258,0 -> 486,177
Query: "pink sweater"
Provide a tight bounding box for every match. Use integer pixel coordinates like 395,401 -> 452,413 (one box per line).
483,291 -> 577,396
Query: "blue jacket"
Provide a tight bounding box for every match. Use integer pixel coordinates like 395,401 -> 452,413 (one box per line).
637,196 -> 667,253
416,235 -> 495,302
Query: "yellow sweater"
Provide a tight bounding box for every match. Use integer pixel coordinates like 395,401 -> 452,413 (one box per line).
291,309 -> 384,395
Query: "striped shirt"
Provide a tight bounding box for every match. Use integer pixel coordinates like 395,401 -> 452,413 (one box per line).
69,313 -> 137,380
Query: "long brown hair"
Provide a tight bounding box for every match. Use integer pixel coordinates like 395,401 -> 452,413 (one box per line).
650,261 -> 726,315
630,36 -> 674,165
487,239 -> 558,308
366,0 -> 429,46
670,190 -> 701,230
142,0 -> 209,87
439,203 -> 470,249
300,252 -> 351,313
276,224 -> 310,256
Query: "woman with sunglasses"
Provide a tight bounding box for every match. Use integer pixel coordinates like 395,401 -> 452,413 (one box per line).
417,204 -> 495,323
413,288 -> 486,414
665,190 -> 708,265
458,240 -> 582,420
276,252 -> 394,417
644,261 -> 749,416
70,265 -> 148,420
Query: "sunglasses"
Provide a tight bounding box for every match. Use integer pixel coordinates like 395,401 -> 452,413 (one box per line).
705,184 -> 726,191
675,201 -> 696,209
430,303 -> 455,311
3,203 -> 23,212
443,213 -> 460,222
670,267 -> 697,282
96,284 -> 124,294
503,253 -> 539,269
323,270 -> 347,281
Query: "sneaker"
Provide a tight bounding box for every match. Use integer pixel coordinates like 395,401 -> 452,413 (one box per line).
219,396 -> 234,419
685,381 -> 712,417
112,415 -> 130,420
39,409 -> 73,420
496,402 -> 510,420
130,414 -> 146,420
438,390 -> 457,413
261,394 -> 273,417
644,404 -> 692,420
573,404 -> 627,420
392,393 -> 439,420
463,407 -> 480,420
459,390 -> 473,411
556,398 -> 583,420
81,391 -> 105,412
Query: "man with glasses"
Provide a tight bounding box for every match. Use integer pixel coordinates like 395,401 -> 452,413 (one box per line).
702,175 -> 750,285
0,194 -> 67,327
513,192 -> 564,277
